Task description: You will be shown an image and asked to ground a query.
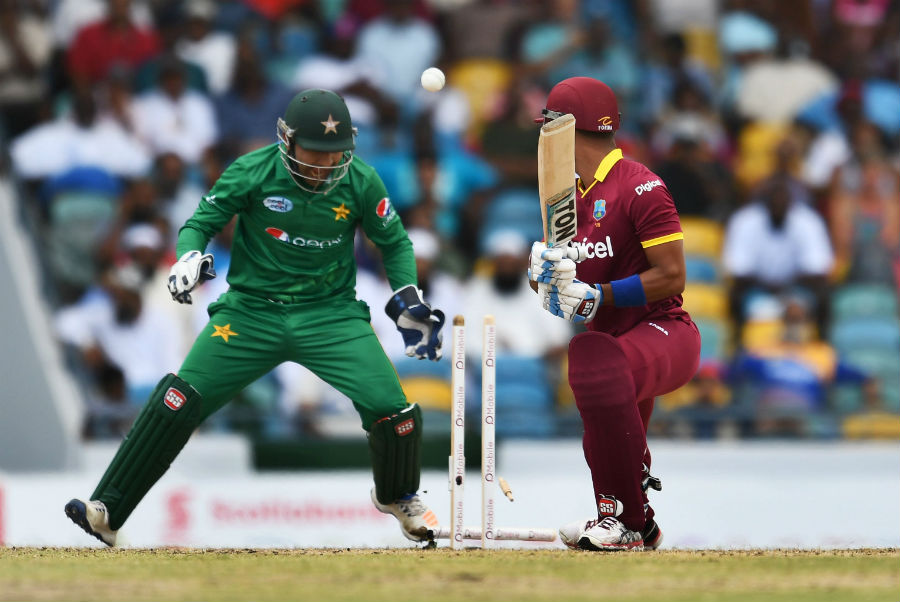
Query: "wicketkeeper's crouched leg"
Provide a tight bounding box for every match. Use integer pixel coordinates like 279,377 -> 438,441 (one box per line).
367,403 -> 439,541
368,403 -> 422,504
92,373 -> 204,530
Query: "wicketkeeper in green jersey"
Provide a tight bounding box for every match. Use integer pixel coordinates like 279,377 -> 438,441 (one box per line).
65,89 -> 445,546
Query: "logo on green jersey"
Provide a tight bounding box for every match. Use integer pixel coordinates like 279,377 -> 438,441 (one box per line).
263,196 -> 294,213
265,227 -> 345,249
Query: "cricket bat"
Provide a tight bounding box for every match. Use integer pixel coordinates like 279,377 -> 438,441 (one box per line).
538,113 -> 577,247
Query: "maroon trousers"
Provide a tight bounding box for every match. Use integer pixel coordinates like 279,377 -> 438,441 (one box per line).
568,316 -> 700,531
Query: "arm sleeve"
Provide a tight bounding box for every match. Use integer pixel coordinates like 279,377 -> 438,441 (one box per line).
359,171 -> 417,291
629,182 -> 683,249
176,158 -> 251,256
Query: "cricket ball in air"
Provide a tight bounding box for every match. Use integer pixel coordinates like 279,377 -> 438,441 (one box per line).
420,67 -> 445,92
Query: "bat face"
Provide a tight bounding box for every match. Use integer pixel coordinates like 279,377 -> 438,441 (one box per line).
538,114 -> 576,247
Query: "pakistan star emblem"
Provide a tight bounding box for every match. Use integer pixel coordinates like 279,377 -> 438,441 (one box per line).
332,203 -> 350,221
211,323 -> 238,342
321,114 -> 340,135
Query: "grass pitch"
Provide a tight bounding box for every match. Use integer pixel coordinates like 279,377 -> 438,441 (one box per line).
0,547 -> 897,602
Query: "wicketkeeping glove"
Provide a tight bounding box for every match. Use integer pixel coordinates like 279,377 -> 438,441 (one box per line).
542,278 -> 603,324
528,241 -> 584,286
167,250 -> 216,305
385,285 -> 445,361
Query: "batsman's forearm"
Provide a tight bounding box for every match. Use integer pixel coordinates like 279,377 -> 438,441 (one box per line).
639,265 -> 685,302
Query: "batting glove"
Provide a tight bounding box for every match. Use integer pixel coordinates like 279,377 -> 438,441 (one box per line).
542,278 -> 603,324
167,250 -> 216,305
528,241 -> 583,286
385,285 -> 446,361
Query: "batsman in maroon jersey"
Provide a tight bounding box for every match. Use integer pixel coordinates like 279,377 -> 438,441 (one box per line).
529,77 -> 701,551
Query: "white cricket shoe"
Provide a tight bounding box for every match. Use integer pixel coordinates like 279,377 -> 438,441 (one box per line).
559,517 -> 597,549
65,498 -> 117,547
370,488 -> 438,542
579,516 -> 644,551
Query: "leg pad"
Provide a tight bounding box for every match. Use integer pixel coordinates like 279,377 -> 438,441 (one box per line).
368,404 -> 422,505
92,374 -> 203,530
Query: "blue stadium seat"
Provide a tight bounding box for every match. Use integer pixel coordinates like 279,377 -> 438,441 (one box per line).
845,349 -> 900,411
831,318 -> 900,353
481,188 -> 543,252
694,317 -> 728,360
832,284 -> 899,322
468,354 -> 555,437
684,254 -> 720,284
393,356 -> 452,380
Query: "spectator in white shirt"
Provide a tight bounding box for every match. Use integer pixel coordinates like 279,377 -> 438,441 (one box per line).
10,86 -> 152,181
175,0 -> 236,96
55,263 -> 183,401
723,175 -> 834,344
131,55 -> 218,164
463,228 -> 572,359
354,0 -> 440,106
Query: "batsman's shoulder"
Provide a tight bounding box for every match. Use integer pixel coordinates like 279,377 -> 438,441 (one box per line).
624,160 -> 671,201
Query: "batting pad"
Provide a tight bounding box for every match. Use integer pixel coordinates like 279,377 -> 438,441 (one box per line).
92,373 -> 203,530
368,403 -> 422,505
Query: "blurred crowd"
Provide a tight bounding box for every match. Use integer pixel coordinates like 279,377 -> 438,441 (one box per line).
1,0 -> 898,442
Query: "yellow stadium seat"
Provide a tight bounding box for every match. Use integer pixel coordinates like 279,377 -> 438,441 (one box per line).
680,217 -> 724,260
681,283 -> 728,321
399,377 -> 451,411
734,122 -> 788,191
741,319 -> 783,351
448,59 -> 513,140
683,27 -> 721,71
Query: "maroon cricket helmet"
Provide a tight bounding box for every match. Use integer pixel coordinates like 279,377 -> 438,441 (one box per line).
536,77 -> 620,132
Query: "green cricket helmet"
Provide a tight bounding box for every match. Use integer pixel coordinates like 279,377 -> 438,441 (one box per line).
276,89 -> 357,194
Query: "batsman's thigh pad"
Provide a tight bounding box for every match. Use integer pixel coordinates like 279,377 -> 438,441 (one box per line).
368,403 -> 422,505
568,331 -> 636,409
92,374 -> 203,530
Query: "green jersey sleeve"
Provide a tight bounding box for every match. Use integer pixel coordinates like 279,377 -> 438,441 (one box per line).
176,158 -> 252,257
359,169 -> 417,292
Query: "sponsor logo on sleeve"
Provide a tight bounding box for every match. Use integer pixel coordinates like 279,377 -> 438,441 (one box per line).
635,179 -> 663,195
375,197 -> 398,226
164,387 -> 187,411
263,196 -> 294,213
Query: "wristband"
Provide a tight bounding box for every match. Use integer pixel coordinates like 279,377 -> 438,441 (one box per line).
609,274 -> 647,307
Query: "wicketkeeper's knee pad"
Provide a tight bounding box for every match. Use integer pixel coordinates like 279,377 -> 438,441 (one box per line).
368,403 -> 422,505
568,331 -> 636,412
92,373 -> 203,530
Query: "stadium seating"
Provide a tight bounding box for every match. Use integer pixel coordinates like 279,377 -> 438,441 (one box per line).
832,284 -> 899,321
470,354 -> 556,438
831,318 -> 900,354
480,187 -> 543,253
843,349 -> 900,411
681,283 -> 729,321
680,216 -> 724,259
685,255 -> 720,284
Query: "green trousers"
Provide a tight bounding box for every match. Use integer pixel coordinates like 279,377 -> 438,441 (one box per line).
180,289 -> 407,429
